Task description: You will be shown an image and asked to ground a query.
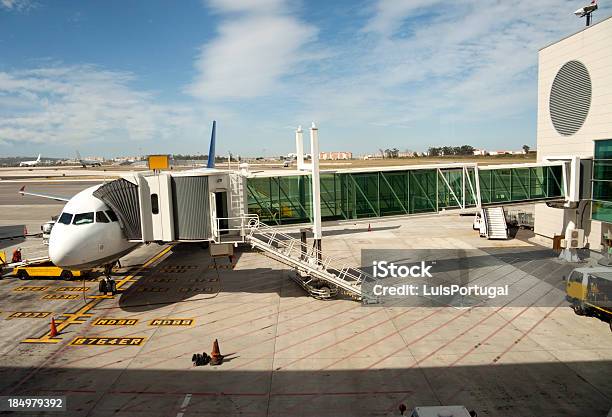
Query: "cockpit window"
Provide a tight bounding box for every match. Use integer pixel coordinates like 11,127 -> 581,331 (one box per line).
58,212 -> 73,225
73,212 -> 94,225
96,211 -> 110,223
105,210 -> 119,222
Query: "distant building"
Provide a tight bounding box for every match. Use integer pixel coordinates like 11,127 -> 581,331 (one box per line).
319,151 -> 352,160
473,149 -> 488,156
397,151 -> 416,158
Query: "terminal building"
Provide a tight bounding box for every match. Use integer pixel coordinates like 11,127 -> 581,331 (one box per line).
535,15 -> 612,252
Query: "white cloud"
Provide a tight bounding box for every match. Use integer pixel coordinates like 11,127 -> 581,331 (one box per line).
0,65 -> 199,146
296,0 -> 581,133
206,0 -> 287,14
187,0 -> 316,100
0,0 -> 35,11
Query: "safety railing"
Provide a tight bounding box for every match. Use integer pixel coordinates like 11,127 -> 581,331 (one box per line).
243,216 -> 376,300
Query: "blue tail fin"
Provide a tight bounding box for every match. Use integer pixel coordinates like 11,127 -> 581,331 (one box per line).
207,120 -> 216,169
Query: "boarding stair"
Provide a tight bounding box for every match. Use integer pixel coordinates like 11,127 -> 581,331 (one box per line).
243,217 -> 376,302
482,207 -> 508,240
213,215 -> 376,301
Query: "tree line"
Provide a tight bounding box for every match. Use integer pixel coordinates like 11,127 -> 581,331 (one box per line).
427,145 -> 475,156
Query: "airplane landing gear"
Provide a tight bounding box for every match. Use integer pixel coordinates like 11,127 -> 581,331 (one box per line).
99,263 -> 117,295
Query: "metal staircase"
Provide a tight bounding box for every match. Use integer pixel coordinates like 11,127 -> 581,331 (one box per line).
243,217 -> 376,302
482,207 -> 508,240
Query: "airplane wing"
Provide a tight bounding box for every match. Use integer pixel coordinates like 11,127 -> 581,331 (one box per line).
19,186 -> 70,202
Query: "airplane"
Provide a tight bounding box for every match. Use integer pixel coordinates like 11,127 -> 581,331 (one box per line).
76,151 -> 102,168
18,121 -> 218,294
19,154 -> 41,167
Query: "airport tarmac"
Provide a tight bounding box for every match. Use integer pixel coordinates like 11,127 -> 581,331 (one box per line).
0,180 -> 611,417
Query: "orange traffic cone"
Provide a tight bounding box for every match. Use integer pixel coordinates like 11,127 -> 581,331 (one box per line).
210,338 -> 223,366
368,223 -> 372,232
50,317 -> 58,337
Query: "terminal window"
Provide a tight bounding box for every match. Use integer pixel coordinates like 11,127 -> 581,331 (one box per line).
592,139 -> 612,223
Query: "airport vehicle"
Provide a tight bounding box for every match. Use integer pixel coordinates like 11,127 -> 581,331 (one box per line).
76,150 -> 102,167
0,251 -> 6,277
17,121 -> 218,294
19,154 -> 41,167
566,266 -> 612,330
13,259 -> 88,280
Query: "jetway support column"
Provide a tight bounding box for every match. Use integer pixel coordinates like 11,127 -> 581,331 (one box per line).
310,122 -> 322,263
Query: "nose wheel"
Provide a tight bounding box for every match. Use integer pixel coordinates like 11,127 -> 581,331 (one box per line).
99,263 -> 117,295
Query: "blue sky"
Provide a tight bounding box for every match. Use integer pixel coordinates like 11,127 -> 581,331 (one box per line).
0,0 -> 607,158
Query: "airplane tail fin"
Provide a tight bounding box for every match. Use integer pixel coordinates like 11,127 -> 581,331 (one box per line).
36,154 -> 41,162
207,120 -> 216,169
76,150 -> 82,161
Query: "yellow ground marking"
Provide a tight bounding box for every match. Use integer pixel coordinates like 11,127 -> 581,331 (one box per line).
55,287 -> 90,292
8,312 -> 52,319
149,319 -> 194,326
93,318 -> 139,326
13,286 -> 48,292
69,337 -> 146,346
42,294 -> 79,300
22,245 -> 173,344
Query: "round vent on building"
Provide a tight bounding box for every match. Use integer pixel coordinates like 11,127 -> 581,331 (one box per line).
549,60 -> 592,136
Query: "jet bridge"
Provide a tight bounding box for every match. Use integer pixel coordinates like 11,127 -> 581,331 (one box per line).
93,159 -> 571,301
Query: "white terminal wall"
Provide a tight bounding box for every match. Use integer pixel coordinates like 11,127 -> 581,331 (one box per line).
535,16 -> 612,248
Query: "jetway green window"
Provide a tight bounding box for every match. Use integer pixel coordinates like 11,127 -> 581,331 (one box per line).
247,165 -> 564,225
478,166 -> 563,205
592,139 -> 612,223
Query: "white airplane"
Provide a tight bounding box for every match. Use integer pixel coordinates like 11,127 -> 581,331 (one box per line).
18,121 -> 218,294
76,150 -> 102,168
19,154 -> 41,167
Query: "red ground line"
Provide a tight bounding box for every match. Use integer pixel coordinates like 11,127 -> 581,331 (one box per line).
242,260 -> 527,412
364,269 -> 539,371
416,263 -> 566,369
448,289 -> 560,367
382,262 -> 566,413
38,388 -> 415,397
138,297 -> 358,370
443,300 -> 566,405
222,307 -> 386,371
493,300 -> 565,363
230,259 -> 521,374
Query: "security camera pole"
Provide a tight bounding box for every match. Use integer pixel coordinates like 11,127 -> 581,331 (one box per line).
575,0 -> 598,26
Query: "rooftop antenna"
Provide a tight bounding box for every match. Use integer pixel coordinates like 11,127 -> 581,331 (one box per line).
575,0 -> 598,26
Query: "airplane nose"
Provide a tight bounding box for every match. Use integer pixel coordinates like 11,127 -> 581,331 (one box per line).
49,226 -> 83,268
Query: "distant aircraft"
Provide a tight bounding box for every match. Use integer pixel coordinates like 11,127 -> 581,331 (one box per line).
19,121 -> 218,294
76,151 -> 102,168
19,154 -> 41,167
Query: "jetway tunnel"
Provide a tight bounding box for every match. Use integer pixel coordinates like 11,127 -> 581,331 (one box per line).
92,160 -> 571,245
